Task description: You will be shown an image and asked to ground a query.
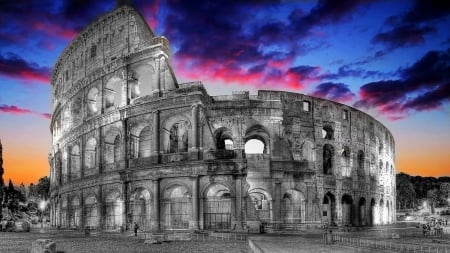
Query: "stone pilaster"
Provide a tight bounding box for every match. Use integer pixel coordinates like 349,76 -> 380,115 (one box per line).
151,110 -> 160,164
190,176 -> 199,230
151,179 -> 160,231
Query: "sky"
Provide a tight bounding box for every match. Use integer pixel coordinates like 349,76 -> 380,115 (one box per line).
0,0 -> 449,185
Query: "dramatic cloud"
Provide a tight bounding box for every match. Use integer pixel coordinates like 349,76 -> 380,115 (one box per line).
311,82 -> 355,102
162,0 -> 371,90
0,104 -> 51,119
372,0 -> 450,49
355,49 -> 450,120
0,53 -> 50,84
319,65 -> 386,80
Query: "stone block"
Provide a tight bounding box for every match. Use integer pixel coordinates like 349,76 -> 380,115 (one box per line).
31,239 -> 56,253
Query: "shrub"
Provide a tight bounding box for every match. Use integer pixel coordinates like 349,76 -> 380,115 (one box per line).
22,221 -> 31,232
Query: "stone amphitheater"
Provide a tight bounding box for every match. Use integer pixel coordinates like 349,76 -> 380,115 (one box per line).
49,4 -> 396,232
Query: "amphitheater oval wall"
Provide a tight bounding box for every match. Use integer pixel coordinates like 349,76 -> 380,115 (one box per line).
49,6 -> 396,232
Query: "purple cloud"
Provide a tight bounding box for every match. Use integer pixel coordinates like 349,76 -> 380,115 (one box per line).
372,0 -> 450,49
355,49 -> 450,120
0,52 -> 50,84
311,82 -> 355,102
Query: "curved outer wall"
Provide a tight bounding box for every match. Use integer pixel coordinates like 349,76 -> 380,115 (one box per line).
49,6 -> 396,231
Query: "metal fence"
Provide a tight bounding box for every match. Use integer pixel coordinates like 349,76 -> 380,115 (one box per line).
324,233 -> 450,252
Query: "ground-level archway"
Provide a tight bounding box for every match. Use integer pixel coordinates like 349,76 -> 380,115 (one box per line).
163,185 -> 191,229
105,191 -> 123,230
130,188 -> 151,231
369,198 -> 376,226
203,184 -> 232,230
323,192 -> 337,226
341,194 -> 354,226
282,190 -> 305,223
358,198 -> 366,226
84,195 -> 99,228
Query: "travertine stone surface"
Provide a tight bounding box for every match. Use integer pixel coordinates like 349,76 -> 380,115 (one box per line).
49,5 -> 396,232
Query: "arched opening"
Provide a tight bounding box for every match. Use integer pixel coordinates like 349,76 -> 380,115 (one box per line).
69,197 -> 80,228
379,199 -> 384,225
61,198 -> 68,227
104,129 -> 121,164
84,138 -> 97,176
169,121 -> 189,153
138,126 -> 151,158
282,190 -> 305,223
357,150 -> 365,176
204,184 -> 232,230
214,127 -> 233,150
387,201 -> 391,224
62,151 -> 68,183
245,138 -> 265,154
70,145 -> 81,179
105,191 -> 123,230
244,125 -> 269,155
301,140 -> 315,161
378,160 -> 383,175
322,125 -> 334,140
370,198 -> 376,226
163,185 -> 191,229
359,198 -> 366,226
370,154 -> 376,175
130,188 -> 151,231
84,195 -> 99,228
341,146 -> 350,177
323,144 -> 334,175
341,194 -> 354,226
249,190 -> 272,222
87,87 -> 100,116
131,64 -> 155,100
62,107 -> 72,132
323,192 -> 336,226
104,77 -> 123,110
71,96 -> 82,123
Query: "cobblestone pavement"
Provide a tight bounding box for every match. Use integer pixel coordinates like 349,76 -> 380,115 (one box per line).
0,229 -> 248,253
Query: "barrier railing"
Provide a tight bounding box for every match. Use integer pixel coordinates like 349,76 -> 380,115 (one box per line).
323,233 -> 450,252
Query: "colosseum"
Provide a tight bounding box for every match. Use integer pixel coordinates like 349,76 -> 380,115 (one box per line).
49,5 -> 396,232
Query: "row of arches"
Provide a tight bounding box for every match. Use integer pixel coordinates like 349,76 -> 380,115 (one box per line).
323,144 -> 395,176
322,193 -> 394,226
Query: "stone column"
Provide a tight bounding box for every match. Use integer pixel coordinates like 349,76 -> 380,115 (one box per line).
231,176 -> 244,230
189,105 -> 199,160
190,176 -> 199,230
151,110 -> 160,164
273,182 -> 282,225
80,138 -> 85,178
151,179 -> 160,231
123,119 -> 128,169
153,57 -> 161,96
122,180 -> 128,230
79,194 -> 85,229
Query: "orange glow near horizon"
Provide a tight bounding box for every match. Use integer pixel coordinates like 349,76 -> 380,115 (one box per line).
2,145 -> 49,185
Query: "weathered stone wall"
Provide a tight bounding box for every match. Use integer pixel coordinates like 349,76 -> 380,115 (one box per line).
49,5 -> 396,232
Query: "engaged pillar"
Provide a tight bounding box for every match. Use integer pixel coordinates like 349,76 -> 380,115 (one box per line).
190,176 -> 199,230
151,179 -> 160,231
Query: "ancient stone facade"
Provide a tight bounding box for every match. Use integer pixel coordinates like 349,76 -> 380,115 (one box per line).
49,5 -> 396,232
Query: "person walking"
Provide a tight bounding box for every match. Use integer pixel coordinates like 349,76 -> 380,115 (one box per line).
134,222 -> 139,236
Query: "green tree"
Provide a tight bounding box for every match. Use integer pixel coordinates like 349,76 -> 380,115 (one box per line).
427,189 -> 447,214
396,173 -> 416,209
36,176 -> 50,200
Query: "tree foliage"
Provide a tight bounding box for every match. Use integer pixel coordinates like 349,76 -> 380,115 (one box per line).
396,173 -> 416,209
36,176 -> 50,200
